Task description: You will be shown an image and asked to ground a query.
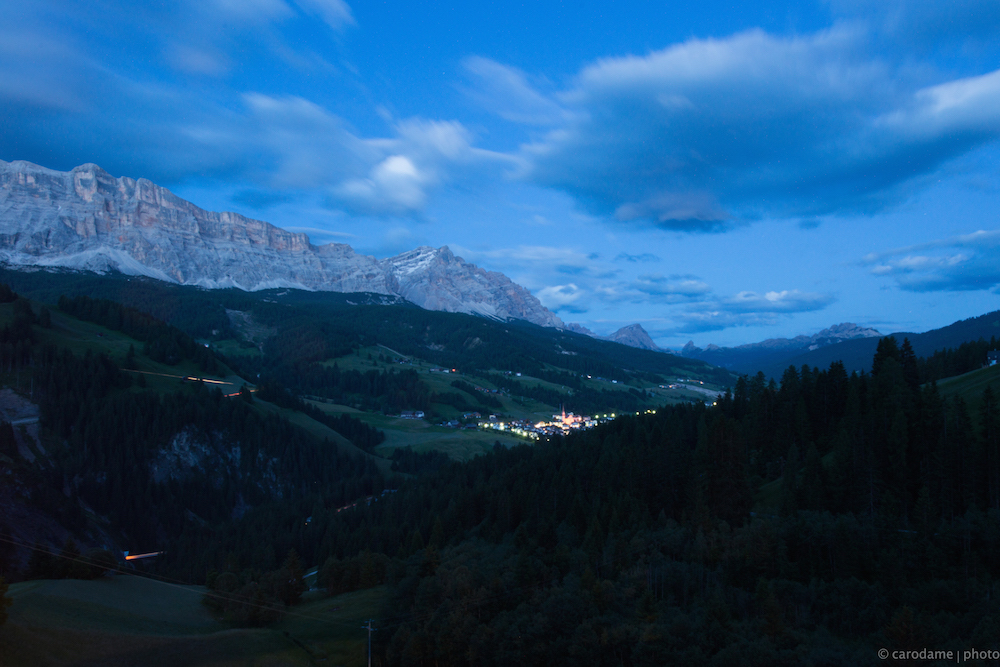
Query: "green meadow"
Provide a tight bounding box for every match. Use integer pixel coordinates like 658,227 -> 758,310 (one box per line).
0,575 -> 387,667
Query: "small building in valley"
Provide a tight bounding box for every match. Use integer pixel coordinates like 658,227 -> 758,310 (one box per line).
989,350 -> 999,367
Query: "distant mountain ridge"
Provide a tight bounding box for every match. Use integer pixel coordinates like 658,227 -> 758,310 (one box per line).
677,313 -> 1000,379
0,159 -> 563,328
680,323 -> 883,373
753,310 -> 1000,379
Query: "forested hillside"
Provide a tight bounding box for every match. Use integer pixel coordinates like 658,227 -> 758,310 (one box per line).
0,286 -> 391,589
0,268 -> 731,386
0,267 -> 733,424
250,336 -> 999,665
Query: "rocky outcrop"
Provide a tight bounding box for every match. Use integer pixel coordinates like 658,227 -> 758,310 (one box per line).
0,160 -> 564,327
564,322 -> 597,337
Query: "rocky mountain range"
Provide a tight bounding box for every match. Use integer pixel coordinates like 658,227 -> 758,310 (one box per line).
0,160 -> 563,328
679,323 -> 883,373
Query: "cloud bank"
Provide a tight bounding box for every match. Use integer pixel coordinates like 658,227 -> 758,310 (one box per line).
6,2 -> 1000,232
865,229 -> 1000,292
468,26 -> 1000,230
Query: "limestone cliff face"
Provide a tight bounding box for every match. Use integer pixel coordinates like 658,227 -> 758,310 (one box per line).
0,160 -> 563,327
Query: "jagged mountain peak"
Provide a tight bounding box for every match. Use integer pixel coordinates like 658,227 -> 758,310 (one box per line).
0,160 -> 563,328
609,323 -> 660,351
567,322 -> 664,352
385,245 -> 564,327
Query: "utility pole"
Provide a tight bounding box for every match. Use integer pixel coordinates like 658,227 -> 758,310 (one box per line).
362,619 -> 377,667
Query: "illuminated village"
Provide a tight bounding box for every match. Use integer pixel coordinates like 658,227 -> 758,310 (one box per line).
480,406 -> 608,440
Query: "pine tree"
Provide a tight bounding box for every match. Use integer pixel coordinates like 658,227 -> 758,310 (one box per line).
899,338 -> 920,390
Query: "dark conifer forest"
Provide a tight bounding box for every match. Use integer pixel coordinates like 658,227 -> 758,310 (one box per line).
301,338 -> 1000,665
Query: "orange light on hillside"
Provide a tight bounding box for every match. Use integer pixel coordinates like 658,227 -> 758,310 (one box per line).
184,376 -> 230,385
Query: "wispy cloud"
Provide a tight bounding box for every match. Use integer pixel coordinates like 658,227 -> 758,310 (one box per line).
664,289 -> 836,333
461,57 -> 568,125
864,229 -> 1000,292
615,252 -> 660,263
830,0 -> 1000,54
585,274 -> 713,306
293,0 -> 355,30
454,245 -> 595,265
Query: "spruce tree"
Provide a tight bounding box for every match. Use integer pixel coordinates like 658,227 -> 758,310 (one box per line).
872,336 -> 901,377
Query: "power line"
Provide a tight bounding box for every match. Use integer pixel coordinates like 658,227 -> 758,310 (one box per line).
362,619 -> 377,667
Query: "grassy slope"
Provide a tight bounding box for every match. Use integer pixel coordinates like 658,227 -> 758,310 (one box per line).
0,575 -> 386,667
10,303 -> 246,394
250,396 -> 394,475
936,363 -> 1000,412
306,399 -> 525,462
308,343 -> 725,462
334,346 -> 719,416
314,347 -> 717,462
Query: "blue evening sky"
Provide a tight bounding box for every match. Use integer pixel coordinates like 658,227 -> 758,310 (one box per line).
2,0 -> 1000,347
